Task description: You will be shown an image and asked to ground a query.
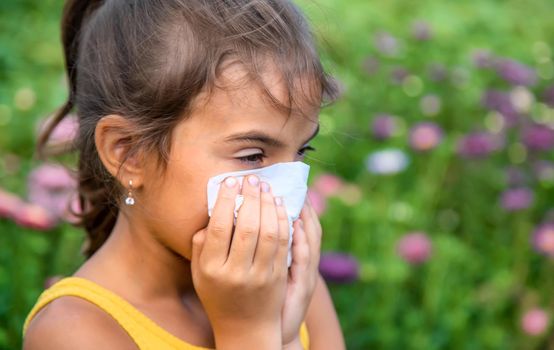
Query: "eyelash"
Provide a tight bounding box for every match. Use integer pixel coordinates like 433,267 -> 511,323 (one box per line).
237,146 -> 316,164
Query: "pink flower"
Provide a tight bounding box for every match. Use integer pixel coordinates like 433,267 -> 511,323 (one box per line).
409,122 -> 443,151
397,232 -> 432,264
521,308 -> 550,336
312,174 -> 344,198
500,188 -> 534,211
0,188 -> 25,219
532,222 -> 554,257
36,113 -> 78,155
27,164 -> 78,222
307,189 -> 326,216
13,203 -> 57,231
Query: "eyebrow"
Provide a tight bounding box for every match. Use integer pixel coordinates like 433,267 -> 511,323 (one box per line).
224,124 -> 320,148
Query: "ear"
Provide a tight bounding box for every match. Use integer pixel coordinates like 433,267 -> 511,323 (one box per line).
94,115 -> 144,188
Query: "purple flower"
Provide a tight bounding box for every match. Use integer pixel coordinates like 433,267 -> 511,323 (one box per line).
457,132 -> 503,158
532,222 -> 554,257
319,252 -> 359,283
390,67 -> 410,85
371,114 -> 398,140
521,308 -> 550,336
374,31 -> 400,56
495,58 -> 537,86
500,187 -> 534,211
409,122 -> 443,151
472,49 -> 495,69
411,21 -> 432,41
396,232 -> 432,264
361,56 -> 380,76
481,90 -> 520,126
521,124 -> 554,151
27,164 -> 78,222
13,203 -> 57,231
542,85 -> 554,107
427,63 -> 448,82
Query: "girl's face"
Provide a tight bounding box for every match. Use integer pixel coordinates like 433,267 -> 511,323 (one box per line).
136,64 -> 320,260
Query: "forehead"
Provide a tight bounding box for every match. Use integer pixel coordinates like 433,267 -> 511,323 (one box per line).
178,61 -> 320,144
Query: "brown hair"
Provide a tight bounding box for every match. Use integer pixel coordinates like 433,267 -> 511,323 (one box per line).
36,0 -> 340,258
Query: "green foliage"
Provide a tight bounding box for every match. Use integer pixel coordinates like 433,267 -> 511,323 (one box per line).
1,0 -> 554,349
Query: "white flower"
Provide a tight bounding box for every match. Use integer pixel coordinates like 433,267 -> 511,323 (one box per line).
365,149 -> 410,175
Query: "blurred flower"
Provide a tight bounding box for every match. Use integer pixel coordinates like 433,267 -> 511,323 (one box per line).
27,164 -> 78,222
500,187 -> 534,211
532,222 -> 554,257
36,113 -> 79,155
0,188 -> 24,219
319,252 -> 360,283
336,184 -> 362,206
533,160 -> 554,183
427,63 -> 448,82
504,167 -> 528,186
472,49 -> 495,69
420,94 -> 442,116
521,308 -> 550,336
307,189 -> 326,216
521,124 -> 554,151
14,87 -> 36,111
542,85 -> 554,107
495,58 -> 537,86
482,90 -> 520,126
409,122 -> 443,151
390,67 -> 410,85
361,56 -> 380,76
396,232 -> 432,264
371,114 -> 399,140
365,149 -> 410,175
411,21 -> 432,41
312,173 -> 344,197
13,203 -> 57,231
374,31 -> 400,56
510,87 -> 535,114
457,132 -> 503,158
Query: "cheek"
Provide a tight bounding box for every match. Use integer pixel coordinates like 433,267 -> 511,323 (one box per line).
140,164 -> 211,260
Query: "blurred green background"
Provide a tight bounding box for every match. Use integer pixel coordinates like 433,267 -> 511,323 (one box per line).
1,0 -> 554,349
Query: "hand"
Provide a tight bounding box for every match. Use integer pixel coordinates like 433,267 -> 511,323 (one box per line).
190,175 -> 291,348
281,197 -> 322,347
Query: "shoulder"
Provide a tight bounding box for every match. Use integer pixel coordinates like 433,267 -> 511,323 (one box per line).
304,273 -> 346,350
23,296 -> 138,350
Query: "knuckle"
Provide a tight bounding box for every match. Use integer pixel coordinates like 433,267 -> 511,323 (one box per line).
278,235 -> 290,248
209,222 -> 227,237
238,224 -> 258,238
260,229 -> 279,244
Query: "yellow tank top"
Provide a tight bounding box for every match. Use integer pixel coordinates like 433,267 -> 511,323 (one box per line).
23,277 -> 310,350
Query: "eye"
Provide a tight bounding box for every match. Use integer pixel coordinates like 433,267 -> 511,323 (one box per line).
237,152 -> 267,165
297,145 -> 316,158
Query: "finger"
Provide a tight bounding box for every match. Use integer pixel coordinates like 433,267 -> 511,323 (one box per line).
252,182 -> 279,273
288,218 -> 310,282
227,175 -> 261,268
300,200 -> 322,271
273,197 -> 291,278
202,176 -> 240,266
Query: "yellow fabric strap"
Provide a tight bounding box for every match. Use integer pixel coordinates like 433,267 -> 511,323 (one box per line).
23,277 -> 310,350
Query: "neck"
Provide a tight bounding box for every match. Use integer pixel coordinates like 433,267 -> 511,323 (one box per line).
75,211 -> 196,304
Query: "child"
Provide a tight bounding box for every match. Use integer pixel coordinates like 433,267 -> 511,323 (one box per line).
23,0 -> 345,349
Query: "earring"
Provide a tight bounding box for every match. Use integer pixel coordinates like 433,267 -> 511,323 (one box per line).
125,180 -> 135,206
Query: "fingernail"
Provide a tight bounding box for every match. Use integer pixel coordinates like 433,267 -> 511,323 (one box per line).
248,175 -> 259,186
274,196 -> 283,206
224,177 -> 237,188
261,182 -> 270,192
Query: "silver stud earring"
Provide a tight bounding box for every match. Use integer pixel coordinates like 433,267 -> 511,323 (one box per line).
125,180 -> 135,206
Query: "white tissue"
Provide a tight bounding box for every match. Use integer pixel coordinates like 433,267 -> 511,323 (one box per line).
206,161 -> 310,267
